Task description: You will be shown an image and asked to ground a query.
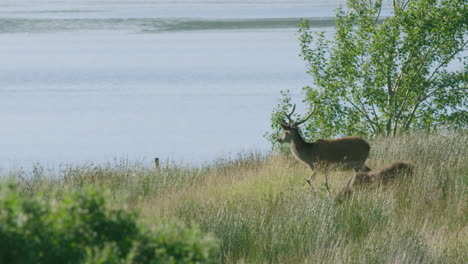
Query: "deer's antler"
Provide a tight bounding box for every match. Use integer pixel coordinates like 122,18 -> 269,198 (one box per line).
282,104 -> 296,125
294,105 -> 317,126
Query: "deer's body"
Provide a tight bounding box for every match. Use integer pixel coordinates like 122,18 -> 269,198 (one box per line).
277,104 -> 371,191
353,162 -> 414,185
336,162 -> 415,200
289,136 -> 370,171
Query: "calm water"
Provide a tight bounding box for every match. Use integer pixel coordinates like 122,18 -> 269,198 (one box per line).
0,0 -> 394,170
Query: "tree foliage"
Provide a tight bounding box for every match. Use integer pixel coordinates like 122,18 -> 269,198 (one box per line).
0,184 -> 220,264
266,0 -> 467,145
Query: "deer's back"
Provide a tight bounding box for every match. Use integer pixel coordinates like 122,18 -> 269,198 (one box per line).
356,162 -> 414,184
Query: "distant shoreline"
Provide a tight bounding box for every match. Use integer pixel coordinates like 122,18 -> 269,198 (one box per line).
0,17 -> 336,34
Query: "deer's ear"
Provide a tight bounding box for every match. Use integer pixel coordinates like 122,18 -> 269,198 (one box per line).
280,123 -> 290,130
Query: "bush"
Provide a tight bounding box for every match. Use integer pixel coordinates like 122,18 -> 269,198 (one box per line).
0,183 -> 219,264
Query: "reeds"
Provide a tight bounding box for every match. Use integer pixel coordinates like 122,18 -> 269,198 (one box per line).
4,131 -> 467,263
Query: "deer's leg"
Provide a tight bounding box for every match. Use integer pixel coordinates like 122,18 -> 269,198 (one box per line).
336,174 -> 356,202
305,171 -> 317,189
354,161 -> 371,172
323,170 -> 331,194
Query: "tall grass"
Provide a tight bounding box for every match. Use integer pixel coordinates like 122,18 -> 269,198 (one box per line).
4,131 -> 467,263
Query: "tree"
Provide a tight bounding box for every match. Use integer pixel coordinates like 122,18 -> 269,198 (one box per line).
266,0 -> 467,146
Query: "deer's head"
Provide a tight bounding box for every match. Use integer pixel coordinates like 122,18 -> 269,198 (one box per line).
277,104 -> 316,143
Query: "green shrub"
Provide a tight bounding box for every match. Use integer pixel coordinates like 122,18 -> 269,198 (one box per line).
0,183 -> 219,264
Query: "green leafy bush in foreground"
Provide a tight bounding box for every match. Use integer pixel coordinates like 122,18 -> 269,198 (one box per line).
0,183 -> 219,264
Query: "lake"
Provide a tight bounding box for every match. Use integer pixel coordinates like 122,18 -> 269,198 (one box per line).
0,0 -> 394,170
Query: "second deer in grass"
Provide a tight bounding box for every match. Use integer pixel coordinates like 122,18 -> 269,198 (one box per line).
336,162 -> 415,201
277,104 -> 371,191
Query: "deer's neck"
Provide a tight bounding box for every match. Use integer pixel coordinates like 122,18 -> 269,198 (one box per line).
289,133 -> 310,161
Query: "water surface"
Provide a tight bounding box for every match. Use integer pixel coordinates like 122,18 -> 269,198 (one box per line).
0,0 -> 394,170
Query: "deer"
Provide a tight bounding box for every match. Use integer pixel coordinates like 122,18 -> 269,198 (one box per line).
277,104 -> 371,192
336,162 -> 415,201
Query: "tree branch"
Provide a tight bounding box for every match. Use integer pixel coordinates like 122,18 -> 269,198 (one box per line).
369,96 -> 383,133
402,0 -> 412,10
395,88 -> 411,120
386,65 -> 396,135
426,40 -> 468,83
418,84 -> 466,106
393,72 -> 404,94
397,38 -> 466,131
375,0 -> 383,24
343,95 -> 378,133
403,100 -> 422,130
403,88 -> 427,130
412,41 -> 467,106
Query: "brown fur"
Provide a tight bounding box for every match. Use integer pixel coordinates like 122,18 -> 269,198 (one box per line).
336,162 -> 415,201
277,104 -> 371,190
309,137 -> 371,169
278,126 -> 371,172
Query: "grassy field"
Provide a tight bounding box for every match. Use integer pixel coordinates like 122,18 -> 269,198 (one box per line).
4,131 -> 467,263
